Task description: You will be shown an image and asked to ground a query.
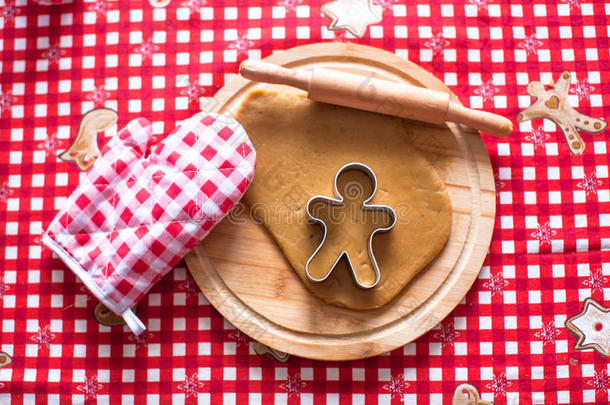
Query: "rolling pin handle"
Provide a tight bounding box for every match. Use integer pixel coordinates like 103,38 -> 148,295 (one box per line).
239,59 -> 513,138
239,60 -> 311,92
445,102 -> 513,138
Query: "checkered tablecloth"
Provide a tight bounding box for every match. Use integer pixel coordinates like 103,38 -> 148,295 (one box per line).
1,0 -> 610,403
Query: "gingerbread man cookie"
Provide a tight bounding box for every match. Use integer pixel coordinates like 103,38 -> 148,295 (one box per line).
306,163 -> 396,289
149,0 -> 171,7
59,108 -> 118,171
0,351 -> 12,368
94,302 -> 137,327
453,383 -> 494,405
252,342 -> 290,363
517,71 -> 607,155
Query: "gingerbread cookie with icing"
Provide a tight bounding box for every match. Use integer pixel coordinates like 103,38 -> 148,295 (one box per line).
0,352 -> 12,368
252,342 -> 290,363
566,297 -> 610,357
517,71 -> 606,155
453,383 -> 494,405
59,108 -> 118,170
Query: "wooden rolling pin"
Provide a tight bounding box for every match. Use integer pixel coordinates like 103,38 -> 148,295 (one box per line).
239,60 -> 513,138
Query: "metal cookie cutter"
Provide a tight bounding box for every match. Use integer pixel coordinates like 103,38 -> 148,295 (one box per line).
305,162 -> 397,289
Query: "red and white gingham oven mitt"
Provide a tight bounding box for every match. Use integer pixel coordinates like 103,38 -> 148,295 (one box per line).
43,113 -> 256,334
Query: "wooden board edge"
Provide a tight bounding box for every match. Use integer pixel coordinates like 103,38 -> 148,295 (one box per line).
185,43 -> 496,360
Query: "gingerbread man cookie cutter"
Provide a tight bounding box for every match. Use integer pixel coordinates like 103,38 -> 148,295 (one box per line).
305,162 -> 396,289
517,71 -> 607,155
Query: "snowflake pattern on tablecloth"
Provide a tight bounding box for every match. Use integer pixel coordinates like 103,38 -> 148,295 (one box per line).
0,89 -> 15,116
38,133 -> 60,157
128,331 -> 153,348
280,373 -> 306,397
483,272 -> 509,296
88,0 -> 110,16
76,376 -> 103,399
570,78 -> 594,102
0,276 -> 9,298
0,182 -> 13,203
277,0 -> 303,9
561,0 -> 581,9
0,1 -> 18,25
42,44 -> 65,64
180,276 -> 200,296
229,35 -> 254,56
530,221 -> 557,246
588,370 -> 609,392
583,267 -> 607,291
469,0 -> 491,10
577,172 -> 602,196
178,374 -> 205,398
179,80 -> 205,104
181,0 -> 206,14
485,372 -> 512,397
474,80 -> 499,103
78,284 -> 95,302
373,0 -> 395,12
524,126 -> 551,149
425,33 -> 449,56
433,322 -> 459,346
534,321 -> 559,345
494,173 -> 505,194
518,34 -> 542,56
0,1 -> 609,401
382,374 -> 408,400
332,31 -> 349,42
229,329 -> 250,346
133,39 -> 160,60
86,85 -> 111,107
30,325 -> 56,348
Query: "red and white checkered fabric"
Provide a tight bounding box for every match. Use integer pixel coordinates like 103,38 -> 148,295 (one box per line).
31,0 -> 73,5
42,113 -> 256,334
2,0 -> 610,403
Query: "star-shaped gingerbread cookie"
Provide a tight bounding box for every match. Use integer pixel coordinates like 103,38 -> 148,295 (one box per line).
565,297 -> 610,357
321,0 -> 382,38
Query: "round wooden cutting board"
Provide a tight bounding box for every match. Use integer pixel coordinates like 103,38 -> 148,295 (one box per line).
185,42 -> 496,361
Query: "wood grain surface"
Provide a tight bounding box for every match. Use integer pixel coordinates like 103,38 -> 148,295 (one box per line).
185,42 -> 496,361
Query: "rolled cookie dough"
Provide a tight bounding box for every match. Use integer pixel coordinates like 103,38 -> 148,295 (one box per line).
236,89 -> 452,309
